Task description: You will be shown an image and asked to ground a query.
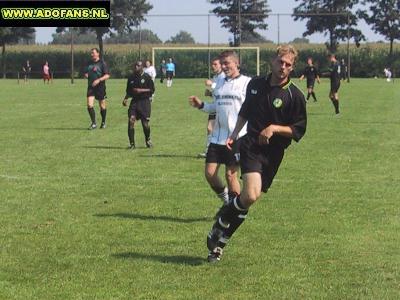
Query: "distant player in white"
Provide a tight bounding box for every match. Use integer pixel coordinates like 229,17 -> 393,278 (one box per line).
198,57 -> 226,158
384,68 -> 392,82
144,60 -> 157,81
144,60 -> 156,100
189,50 -> 251,207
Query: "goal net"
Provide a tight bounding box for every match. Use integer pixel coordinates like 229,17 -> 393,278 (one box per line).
152,46 -> 260,78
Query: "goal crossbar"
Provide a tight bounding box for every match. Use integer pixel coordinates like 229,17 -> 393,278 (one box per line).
152,46 -> 260,76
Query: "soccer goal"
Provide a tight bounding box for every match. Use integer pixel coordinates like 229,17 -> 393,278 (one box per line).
152,46 -> 260,78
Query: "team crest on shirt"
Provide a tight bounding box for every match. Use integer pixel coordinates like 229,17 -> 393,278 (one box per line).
273,98 -> 283,108
250,89 -> 258,95
141,79 -> 145,84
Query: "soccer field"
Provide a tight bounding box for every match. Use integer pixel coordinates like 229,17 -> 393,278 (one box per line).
1,78 -> 399,299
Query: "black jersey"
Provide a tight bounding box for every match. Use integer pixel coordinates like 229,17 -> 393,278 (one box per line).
329,61 -> 341,84
86,60 -> 109,87
302,65 -> 319,81
125,72 -> 155,101
239,75 -> 307,149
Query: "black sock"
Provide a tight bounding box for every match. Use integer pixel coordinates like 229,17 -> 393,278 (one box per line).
217,195 -> 248,246
100,109 -> 107,124
311,92 -> 317,101
306,93 -> 310,100
142,120 -> 151,141
87,107 -> 96,124
128,122 -> 135,145
331,99 -> 340,114
219,195 -> 248,228
219,210 -> 248,249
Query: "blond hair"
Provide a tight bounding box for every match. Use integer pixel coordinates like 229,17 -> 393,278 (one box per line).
219,50 -> 239,63
276,44 -> 298,64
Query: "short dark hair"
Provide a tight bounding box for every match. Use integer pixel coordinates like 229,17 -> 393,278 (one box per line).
90,48 -> 100,54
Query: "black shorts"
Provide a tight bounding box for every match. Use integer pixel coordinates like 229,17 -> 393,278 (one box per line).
128,99 -> 151,120
208,114 -> 216,121
166,71 -> 174,79
206,142 -> 240,166
87,86 -> 107,101
306,79 -> 315,89
240,135 -> 284,193
330,81 -> 340,93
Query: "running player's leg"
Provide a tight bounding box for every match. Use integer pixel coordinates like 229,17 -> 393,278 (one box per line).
311,87 -> 317,102
138,99 -> 152,147
99,99 -> 107,128
224,164 -> 240,197
87,95 -> 96,129
329,88 -> 340,114
205,162 -> 228,203
306,87 -> 312,101
127,102 -> 137,148
128,115 -> 136,149
141,117 -> 152,148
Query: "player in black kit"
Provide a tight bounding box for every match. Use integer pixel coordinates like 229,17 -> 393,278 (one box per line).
299,57 -> 320,102
327,54 -> 341,115
205,45 -> 307,263
122,61 -> 155,149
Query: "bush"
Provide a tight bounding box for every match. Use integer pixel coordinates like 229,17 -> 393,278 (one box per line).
2,43 -> 399,79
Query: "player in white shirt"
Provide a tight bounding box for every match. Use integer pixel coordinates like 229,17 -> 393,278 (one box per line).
144,60 -> 157,100
384,68 -> 392,82
144,60 -> 157,81
198,57 -> 226,158
189,50 -> 251,208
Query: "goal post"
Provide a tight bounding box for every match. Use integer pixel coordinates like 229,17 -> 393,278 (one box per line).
152,46 -> 260,78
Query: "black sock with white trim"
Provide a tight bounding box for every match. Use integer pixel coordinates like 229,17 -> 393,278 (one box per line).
217,195 -> 248,247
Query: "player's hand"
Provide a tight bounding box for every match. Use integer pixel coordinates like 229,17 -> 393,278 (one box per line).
92,79 -> 101,87
204,89 -> 212,97
205,79 -> 213,87
258,125 -> 275,145
188,96 -> 202,108
226,137 -> 235,151
122,98 -> 128,107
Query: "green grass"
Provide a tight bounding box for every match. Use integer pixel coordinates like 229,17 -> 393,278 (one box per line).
0,77 -> 399,299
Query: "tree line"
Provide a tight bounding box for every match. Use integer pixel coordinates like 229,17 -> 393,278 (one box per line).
1,0 -> 399,77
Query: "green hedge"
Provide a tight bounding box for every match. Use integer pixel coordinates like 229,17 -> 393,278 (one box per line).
2,44 -> 399,78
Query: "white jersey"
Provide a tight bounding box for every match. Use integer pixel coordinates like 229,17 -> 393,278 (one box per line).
202,74 -> 251,145
144,66 -> 156,81
384,68 -> 392,79
211,72 -> 226,91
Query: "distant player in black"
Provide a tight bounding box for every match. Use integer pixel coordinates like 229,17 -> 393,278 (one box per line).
84,48 -> 110,130
299,57 -> 320,102
22,60 -> 31,83
206,45 -> 307,263
327,54 -> 341,115
122,61 -> 155,149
